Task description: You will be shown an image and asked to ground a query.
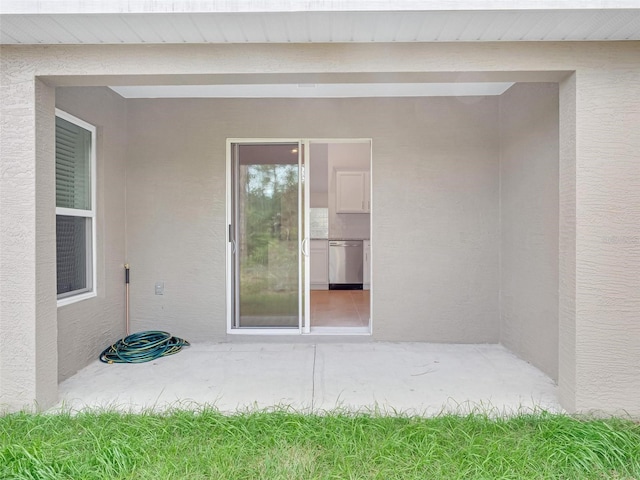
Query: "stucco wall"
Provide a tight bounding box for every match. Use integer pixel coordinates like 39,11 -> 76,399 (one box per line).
54,87 -> 128,382
0,77 -> 58,411
574,69 -> 640,414
1,41 -> 639,414
558,73 -> 577,413
499,83 -> 560,381
125,96 -> 500,343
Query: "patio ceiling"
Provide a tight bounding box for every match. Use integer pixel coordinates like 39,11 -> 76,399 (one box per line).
4,1 -> 637,98
2,1 -> 640,44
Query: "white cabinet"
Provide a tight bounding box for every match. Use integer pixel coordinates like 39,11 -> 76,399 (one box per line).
363,240 -> 371,290
336,171 -> 370,213
310,240 -> 329,290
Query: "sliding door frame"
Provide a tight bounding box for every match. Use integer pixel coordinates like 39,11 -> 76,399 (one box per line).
226,139 -> 307,334
226,138 -> 373,335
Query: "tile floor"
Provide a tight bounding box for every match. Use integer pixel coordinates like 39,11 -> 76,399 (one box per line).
310,290 -> 370,327
53,342 -> 561,416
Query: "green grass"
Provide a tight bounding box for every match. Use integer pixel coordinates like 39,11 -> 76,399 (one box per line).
1,409 -> 639,479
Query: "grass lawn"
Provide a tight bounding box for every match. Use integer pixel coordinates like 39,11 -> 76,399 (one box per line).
1,409 -> 639,479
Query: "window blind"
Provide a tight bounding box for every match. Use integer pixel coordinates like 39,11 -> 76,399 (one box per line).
55,116 -> 91,210
56,215 -> 88,294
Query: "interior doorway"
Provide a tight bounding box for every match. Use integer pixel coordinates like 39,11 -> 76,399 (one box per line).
307,141 -> 371,333
227,139 -> 372,334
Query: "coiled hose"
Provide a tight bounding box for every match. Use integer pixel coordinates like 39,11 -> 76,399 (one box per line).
99,330 -> 190,364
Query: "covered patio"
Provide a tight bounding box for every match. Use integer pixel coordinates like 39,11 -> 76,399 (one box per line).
1,2 -> 638,418
53,343 -> 560,415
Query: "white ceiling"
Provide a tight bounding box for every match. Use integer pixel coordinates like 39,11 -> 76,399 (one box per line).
2,2 -> 640,44
110,82 -> 515,98
5,1 -> 640,14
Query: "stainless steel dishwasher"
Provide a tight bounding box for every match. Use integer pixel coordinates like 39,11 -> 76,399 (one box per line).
329,240 -> 363,289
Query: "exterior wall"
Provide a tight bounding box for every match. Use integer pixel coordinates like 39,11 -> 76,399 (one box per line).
0,41 -> 639,414
372,97 -> 500,341
499,83 -> 559,380
125,96 -> 500,342
0,77 -> 58,411
34,80 -> 59,408
558,73 -> 577,413
574,69 -> 640,414
124,98 -> 225,340
55,87 -> 128,382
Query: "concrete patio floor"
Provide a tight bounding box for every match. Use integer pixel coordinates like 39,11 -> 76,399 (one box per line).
53,342 -> 561,415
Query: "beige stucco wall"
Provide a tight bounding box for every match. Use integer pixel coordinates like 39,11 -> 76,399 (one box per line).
124,98 -> 225,340
0,77 -> 58,411
499,83 -> 560,381
372,97 -> 501,341
558,73 -> 577,413
54,87 -> 128,382
125,96 -> 500,342
0,42 -> 639,414
574,69 -> 640,414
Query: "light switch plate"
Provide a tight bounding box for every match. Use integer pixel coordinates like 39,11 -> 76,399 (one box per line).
155,282 -> 164,295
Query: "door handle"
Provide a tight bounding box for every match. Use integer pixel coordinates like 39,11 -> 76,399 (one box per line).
229,224 -> 236,254
301,238 -> 309,256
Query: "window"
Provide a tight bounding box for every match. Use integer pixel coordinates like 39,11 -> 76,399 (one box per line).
55,110 -> 96,304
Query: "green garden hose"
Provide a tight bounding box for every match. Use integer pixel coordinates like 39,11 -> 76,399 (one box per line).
99,330 -> 190,364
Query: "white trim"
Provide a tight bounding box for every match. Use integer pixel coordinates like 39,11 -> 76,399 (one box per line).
55,207 -> 93,218
309,138 -> 372,144
226,328 -> 301,336
308,326 -> 371,335
226,140 -> 233,333
55,108 -> 97,307
302,139 -> 311,334
368,140 -> 373,334
56,290 -> 97,307
55,108 -> 95,134
227,138 -> 303,144
226,138 -> 304,334
297,140 -> 304,333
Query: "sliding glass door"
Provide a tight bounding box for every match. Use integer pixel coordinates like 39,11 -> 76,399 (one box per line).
229,142 -> 307,329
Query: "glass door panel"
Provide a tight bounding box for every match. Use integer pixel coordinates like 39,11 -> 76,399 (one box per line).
232,143 -> 301,328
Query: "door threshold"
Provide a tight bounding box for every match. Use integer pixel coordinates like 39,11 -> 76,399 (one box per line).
308,326 -> 371,335
228,328 -> 301,335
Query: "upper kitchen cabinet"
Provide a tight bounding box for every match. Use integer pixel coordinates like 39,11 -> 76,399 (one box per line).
336,170 -> 370,213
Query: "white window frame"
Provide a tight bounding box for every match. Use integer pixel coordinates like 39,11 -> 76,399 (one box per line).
55,109 -> 97,307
